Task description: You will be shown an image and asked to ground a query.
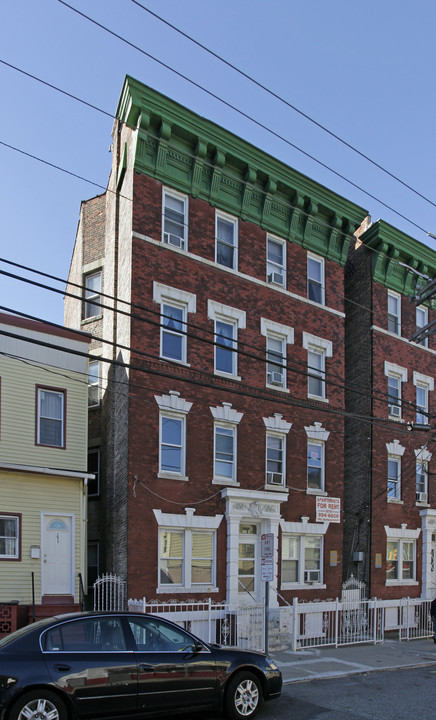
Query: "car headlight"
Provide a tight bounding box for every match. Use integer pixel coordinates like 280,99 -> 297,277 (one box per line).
265,657 -> 279,671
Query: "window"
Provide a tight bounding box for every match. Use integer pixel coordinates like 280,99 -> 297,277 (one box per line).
155,392 -> 192,480
266,434 -> 284,485
162,188 -> 188,250
160,415 -> 185,475
387,457 -> 401,500
154,507 -> 222,592
386,540 -> 415,581
385,362 -> 407,419
161,302 -> 186,362
282,535 -> 323,585
214,425 -> 236,482
36,387 -> 65,448
305,422 -> 330,494
216,211 -> 238,269
87,448 -> 100,497
266,235 -> 286,287
266,336 -> 286,387
210,403 -> 243,484
263,413 -> 292,487
159,529 -> 214,587
208,301 -> 246,379
215,319 -> 237,375
43,617 -> 126,652
0,514 -> 20,559
83,271 -> 102,320
303,333 -> 332,400
88,360 -> 100,408
387,291 -> 401,335
307,442 -> 324,491
415,447 -> 432,503
153,283 -> 196,365
416,306 -> 428,347
307,254 -> 324,304
413,372 -> 433,425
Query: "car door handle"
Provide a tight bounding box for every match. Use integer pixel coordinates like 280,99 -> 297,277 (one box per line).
53,664 -> 72,672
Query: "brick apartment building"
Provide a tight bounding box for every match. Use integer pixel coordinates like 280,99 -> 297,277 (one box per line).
65,75 -> 435,606
345,221 -> 436,599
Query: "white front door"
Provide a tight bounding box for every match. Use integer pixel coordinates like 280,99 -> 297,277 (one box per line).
42,514 -> 74,596
238,522 -> 261,603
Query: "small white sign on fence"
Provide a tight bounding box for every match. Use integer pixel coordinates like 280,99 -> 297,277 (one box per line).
316,496 -> 341,523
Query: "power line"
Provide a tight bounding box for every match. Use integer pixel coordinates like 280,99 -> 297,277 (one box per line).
54,0 -> 429,235
130,0 -> 436,213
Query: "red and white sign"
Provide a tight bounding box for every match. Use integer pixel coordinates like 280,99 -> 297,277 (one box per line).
261,533 -> 274,558
316,497 -> 341,523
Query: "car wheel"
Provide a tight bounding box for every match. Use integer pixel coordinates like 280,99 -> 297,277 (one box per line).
9,690 -> 67,720
225,671 -> 263,719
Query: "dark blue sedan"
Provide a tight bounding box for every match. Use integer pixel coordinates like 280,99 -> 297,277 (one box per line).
0,612 -> 282,720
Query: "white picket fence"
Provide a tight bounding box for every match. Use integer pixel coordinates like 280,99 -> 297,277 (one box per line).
127,595 -> 433,653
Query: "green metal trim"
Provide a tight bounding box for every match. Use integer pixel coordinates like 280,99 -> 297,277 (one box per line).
116,76 -> 368,266
359,220 -> 436,293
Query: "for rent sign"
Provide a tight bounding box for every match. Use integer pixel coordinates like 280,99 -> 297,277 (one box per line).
316,496 -> 341,523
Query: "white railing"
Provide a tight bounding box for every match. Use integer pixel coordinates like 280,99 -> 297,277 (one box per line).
127,595 -> 433,652
93,573 -> 126,611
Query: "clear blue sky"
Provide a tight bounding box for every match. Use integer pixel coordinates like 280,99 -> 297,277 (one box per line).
1,0 -> 435,325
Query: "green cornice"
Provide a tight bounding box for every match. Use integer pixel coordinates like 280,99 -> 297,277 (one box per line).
116,76 -> 368,266
359,220 -> 436,294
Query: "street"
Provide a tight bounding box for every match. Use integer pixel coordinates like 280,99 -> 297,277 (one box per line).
170,664 -> 436,720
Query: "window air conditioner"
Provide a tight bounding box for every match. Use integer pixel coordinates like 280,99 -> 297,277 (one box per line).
304,570 -> 320,584
416,492 -> 428,503
267,472 -> 284,485
268,272 -> 284,286
268,371 -> 284,386
164,232 -> 185,249
389,405 -> 401,417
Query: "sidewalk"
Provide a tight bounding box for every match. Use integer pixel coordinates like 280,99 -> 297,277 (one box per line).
271,637 -> 436,684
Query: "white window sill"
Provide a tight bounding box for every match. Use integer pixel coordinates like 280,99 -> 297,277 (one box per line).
266,384 -> 290,393
157,585 -> 219,594
308,394 -> 329,403
160,356 -> 190,367
212,478 -> 240,486
385,579 -> 418,587
388,414 -> 404,422
415,501 -> 430,507
281,583 -> 326,591
265,483 -> 288,493
81,315 -> 103,325
387,498 -> 403,504
307,488 -> 327,496
215,370 -> 241,381
158,472 -> 189,482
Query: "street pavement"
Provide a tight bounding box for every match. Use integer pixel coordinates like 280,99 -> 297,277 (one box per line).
270,636 -> 436,684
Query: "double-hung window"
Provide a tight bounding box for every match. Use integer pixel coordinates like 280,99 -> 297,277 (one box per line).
282,535 -> 323,585
303,333 -> 332,400
261,319 -> 294,391
153,283 -> 196,365
208,301 -> 246,379
36,387 -> 65,448
263,413 -> 291,488
266,235 -> 286,287
154,508 -> 222,592
307,253 -> 324,304
88,359 -> 100,408
162,188 -> 188,250
83,271 -> 102,320
0,514 -> 20,559
386,539 -> 415,581
216,211 -> 238,270
387,457 -> 401,500
211,403 -> 243,484
155,392 -> 192,480
415,447 -> 432,503
305,422 -> 330,493
413,372 -> 433,425
415,306 -> 428,347
387,291 -> 401,335
385,362 -> 407,419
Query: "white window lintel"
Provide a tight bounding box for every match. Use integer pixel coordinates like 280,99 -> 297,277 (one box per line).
153,282 -> 196,314
302,332 -> 332,357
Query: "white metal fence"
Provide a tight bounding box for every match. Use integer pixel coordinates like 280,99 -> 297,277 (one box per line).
93,573 -> 127,611
127,595 -> 433,652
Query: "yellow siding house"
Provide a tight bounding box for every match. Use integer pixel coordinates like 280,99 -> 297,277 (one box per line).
0,313 -> 92,630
